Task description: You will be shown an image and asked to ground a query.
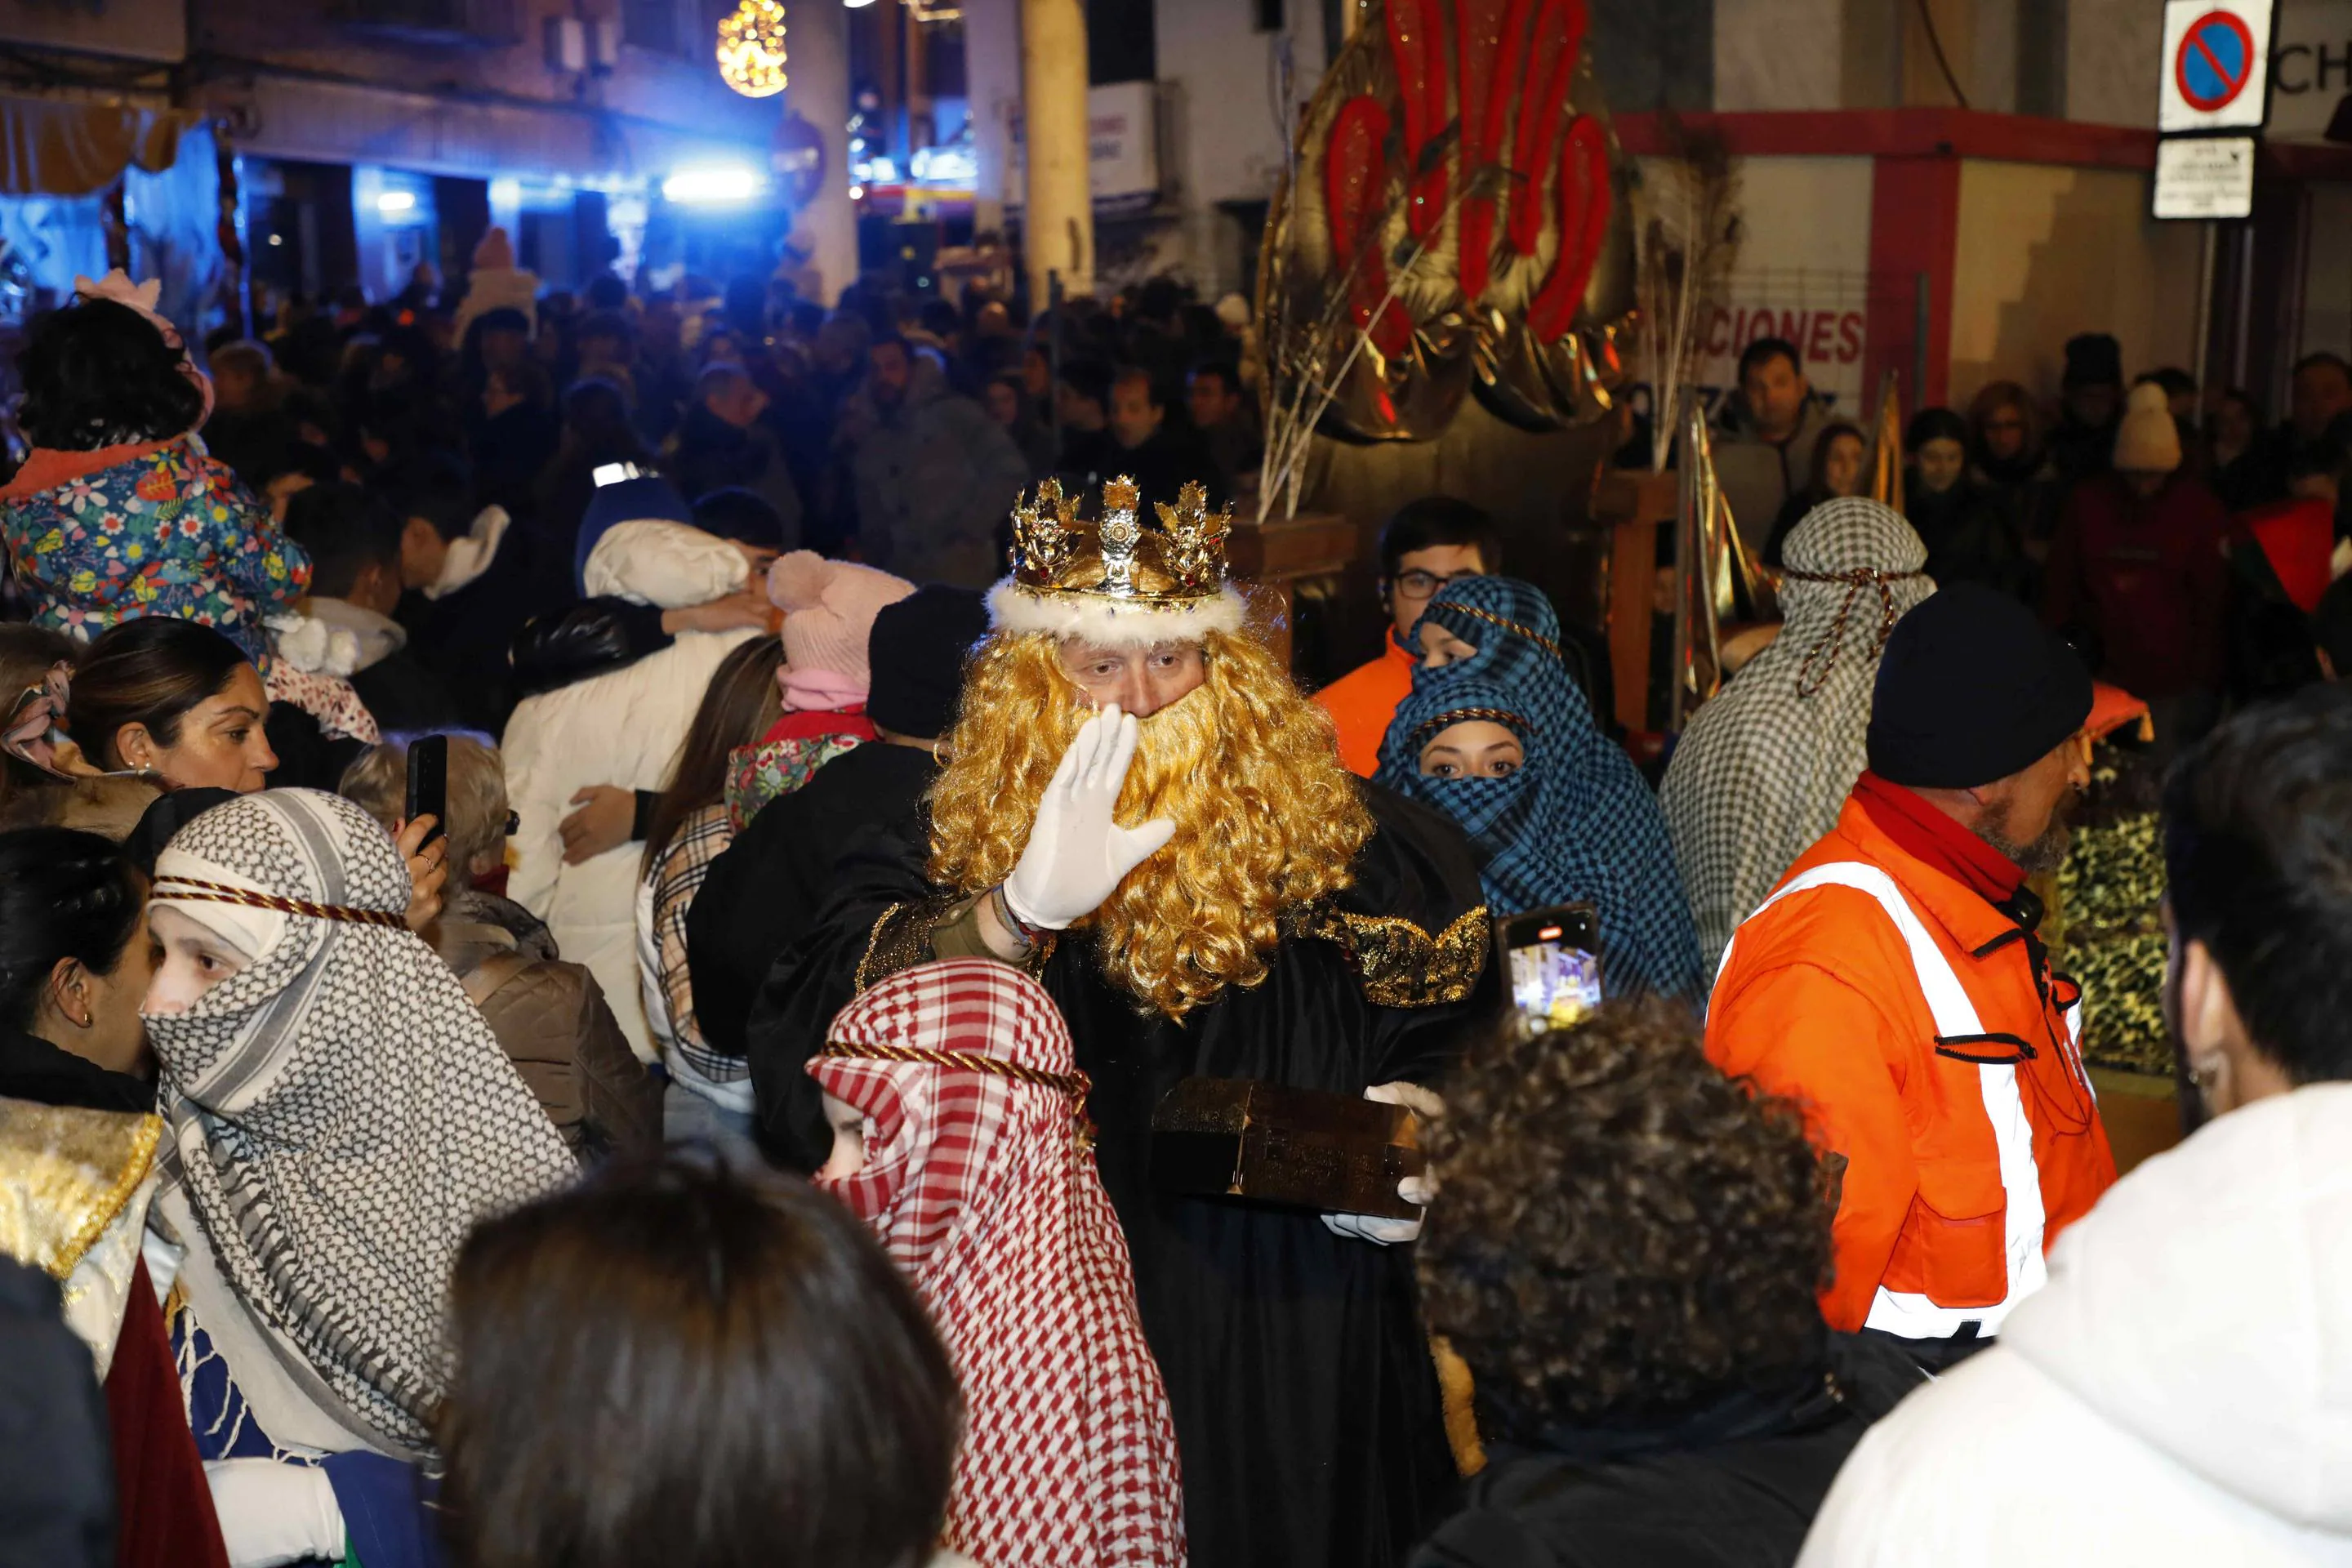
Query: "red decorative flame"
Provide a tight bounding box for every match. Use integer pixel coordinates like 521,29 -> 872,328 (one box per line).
1528,114 -> 1611,341
1388,0 -> 1450,240
1322,0 -> 1609,347
1325,96 -> 1413,357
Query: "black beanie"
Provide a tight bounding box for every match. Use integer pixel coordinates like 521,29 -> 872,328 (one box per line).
1865,583 -> 2093,790
2062,332 -> 2123,390
866,586 -> 991,741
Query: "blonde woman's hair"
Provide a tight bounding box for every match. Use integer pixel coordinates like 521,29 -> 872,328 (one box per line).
339,732 -> 510,878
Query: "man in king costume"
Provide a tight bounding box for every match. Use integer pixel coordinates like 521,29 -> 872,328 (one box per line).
746,475 -> 1495,1567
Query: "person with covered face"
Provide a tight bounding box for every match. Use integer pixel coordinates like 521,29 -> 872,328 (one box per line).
750,476 -> 1494,1568
811,959 -> 1186,1567
140,789 -> 575,1568
1707,583 -> 2116,1375
1374,575 -> 1704,1003
1659,499 -> 1933,970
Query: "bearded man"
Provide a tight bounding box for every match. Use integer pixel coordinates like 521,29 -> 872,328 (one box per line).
746,478 -> 1493,1568
1707,583 -> 2117,1376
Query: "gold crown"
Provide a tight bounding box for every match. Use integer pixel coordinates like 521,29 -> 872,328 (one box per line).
1009,477 -> 1233,603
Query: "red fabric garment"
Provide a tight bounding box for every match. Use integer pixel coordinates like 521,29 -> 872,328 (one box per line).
760,702 -> 876,747
1851,772 -> 2025,906
0,438 -> 172,504
2087,681 -> 2152,746
2041,471 -> 2230,698
814,960 -> 1186,1568
106,1257 -> 231,1568
2235,497 -> 2336,614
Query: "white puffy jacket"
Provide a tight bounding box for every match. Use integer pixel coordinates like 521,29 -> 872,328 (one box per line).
1801,1082 -> 2352,1567
502,519 -> 760,1062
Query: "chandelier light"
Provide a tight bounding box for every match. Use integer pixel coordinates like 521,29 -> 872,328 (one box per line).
716,0 -> 789,98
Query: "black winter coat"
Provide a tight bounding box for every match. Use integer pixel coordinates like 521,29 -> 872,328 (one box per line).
684,742 -> 938,1058
1410,1336 -> 1922,1568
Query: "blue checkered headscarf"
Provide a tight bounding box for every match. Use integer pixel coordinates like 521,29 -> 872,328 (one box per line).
1374,577 -> 1706,1001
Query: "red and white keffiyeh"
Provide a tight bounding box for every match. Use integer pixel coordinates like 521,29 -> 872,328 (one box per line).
813,960 -> 1187,1568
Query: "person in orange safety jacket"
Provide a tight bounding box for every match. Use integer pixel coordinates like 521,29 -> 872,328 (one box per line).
1314,497 -> 1499,776
1708,583 -> 2116,1372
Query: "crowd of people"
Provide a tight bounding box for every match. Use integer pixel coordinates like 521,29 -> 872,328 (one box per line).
0,250 -> 2350,1568
1714,331 -> 2352,763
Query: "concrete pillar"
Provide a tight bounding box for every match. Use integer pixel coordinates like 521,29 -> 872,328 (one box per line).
964,0 -> 1020,236
906,7 -> 933,150
782,0 -> 856,305
1020,0 -> 1094,305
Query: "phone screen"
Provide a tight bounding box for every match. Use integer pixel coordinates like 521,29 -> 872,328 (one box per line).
1502,906 -> 1602,1032
591,461 -> 643,488
405,735 -> 448,852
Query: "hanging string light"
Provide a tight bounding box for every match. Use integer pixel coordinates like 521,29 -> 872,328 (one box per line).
716,0 -> 788,98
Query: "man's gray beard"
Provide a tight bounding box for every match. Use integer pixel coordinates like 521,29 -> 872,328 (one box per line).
1978,813 -> 2072,875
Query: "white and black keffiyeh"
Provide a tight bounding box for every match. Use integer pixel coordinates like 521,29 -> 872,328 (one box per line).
145,789 -> 576,1455
1659,498 -> 1934,970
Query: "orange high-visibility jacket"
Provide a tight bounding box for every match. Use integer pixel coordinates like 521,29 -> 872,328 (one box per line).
1316,638 -> 1416,778
1707,798 -> 2117,1336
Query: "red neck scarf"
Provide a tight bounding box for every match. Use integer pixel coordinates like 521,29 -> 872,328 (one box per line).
1853,771 -> 2027,906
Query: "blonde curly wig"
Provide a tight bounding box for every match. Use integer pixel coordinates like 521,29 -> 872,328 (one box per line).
929,630 -> 1374,1019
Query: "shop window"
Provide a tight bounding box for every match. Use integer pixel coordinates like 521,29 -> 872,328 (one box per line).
623,0 -> 685,53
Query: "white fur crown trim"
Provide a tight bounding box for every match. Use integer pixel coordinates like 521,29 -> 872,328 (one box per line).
985,580 -> 1248,648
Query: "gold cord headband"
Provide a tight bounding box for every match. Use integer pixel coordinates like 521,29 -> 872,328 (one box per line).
151,876 -> 408,930
1433,603 -> 1564,663
822,1040 -> 1091,1102
1408,706 -> 1533,751
1776,565 -> 1927,698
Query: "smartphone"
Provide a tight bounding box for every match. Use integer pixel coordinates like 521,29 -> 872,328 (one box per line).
591,461 -> 644,488
1496,902 -> 1602,1033
404,735 -> 448,852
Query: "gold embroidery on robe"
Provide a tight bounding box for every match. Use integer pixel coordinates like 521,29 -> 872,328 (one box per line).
0,1100 -> 163,1280
1307,906 -> 1490,1008
855,896 -> 1056,991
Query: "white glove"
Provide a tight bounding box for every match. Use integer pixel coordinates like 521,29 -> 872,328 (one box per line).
203,1458 -> 346,1568
1321,1081 -> 1446,1246
1000,705 -> 1177,931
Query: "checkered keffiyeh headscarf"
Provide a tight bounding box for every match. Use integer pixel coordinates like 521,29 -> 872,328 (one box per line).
813,960 -> 1185,1568
1659,497 -> 1933,969
1376,577 -> 1707,1001
145,790 -> 577,1455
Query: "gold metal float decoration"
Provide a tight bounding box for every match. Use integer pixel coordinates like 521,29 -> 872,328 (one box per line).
1258,0 -> 1638,488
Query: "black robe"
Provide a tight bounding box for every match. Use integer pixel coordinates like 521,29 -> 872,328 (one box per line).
688,742 -> 941,1058
746,785 -> 1496,1568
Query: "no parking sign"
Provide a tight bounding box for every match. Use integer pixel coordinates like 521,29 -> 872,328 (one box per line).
2159,0 -> 2277,131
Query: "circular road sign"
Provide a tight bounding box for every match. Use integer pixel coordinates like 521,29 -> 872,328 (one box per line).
2175,9 -> 2258,114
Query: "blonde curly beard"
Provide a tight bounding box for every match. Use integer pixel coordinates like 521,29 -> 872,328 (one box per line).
929,630 -> 1374,1019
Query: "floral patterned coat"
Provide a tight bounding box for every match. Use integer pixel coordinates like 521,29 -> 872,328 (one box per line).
0,435 -> 310,662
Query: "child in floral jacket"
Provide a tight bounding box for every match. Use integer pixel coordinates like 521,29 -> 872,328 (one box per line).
0,274 -> 309,664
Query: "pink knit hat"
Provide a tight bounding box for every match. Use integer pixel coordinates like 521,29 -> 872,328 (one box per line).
767,551 -> 916,710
